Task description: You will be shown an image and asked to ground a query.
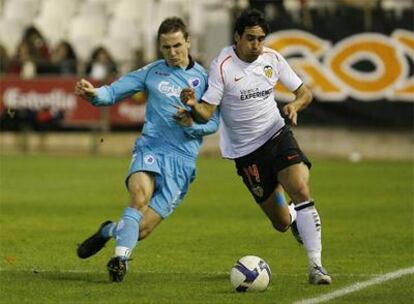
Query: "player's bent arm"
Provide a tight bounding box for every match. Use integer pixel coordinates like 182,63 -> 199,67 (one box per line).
183,109 -> 220,138
283,84 -> 313,126
291,84 -> 313,111
190,101 -> 217,123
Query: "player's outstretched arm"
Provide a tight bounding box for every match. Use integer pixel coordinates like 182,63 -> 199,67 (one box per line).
283,84 -> 313,126
180,88 -> 216,123
75,69 -> 146,107
75,79 -> 97,102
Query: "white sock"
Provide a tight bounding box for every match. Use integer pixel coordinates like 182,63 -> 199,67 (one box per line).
288,202 -> 297,223
295,200 -> 322,268
114,246 -> 132,258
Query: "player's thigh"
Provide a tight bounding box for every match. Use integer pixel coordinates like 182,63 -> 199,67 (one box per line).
259,189 -> 290,231
148,155 -> 195,218
139,207 -> 163,240
235,155 -> 276,204
277,163 -> 310,202
127,171 -> 156,208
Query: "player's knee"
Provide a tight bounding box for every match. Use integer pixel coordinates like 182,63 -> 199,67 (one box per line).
290,183 -> 310,202
272,217 -> 291,232
272,222 -> 290,232
129,186 -> 150,210
298,188 -> 310,201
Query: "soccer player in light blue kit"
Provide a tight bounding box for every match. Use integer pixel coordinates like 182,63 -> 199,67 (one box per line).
75,17 -> 219,282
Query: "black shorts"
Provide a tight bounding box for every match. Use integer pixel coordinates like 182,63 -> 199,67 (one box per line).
234,126 -> 311,204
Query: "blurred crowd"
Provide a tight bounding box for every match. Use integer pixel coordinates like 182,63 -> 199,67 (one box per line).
0,26 -> 121,130
0,0 -> 412,80
0,25 -> 118,81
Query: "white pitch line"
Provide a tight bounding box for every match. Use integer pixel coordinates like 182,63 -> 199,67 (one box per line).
294,266 -> 414,304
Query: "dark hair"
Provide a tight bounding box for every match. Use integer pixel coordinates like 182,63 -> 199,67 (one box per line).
23,26 -> 44,41
234,9 -> 269,36
59,41 -> 77,60
90,46 -> 112,61
157,17 -> 189,41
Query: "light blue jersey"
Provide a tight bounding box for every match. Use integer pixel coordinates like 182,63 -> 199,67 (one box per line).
92,59 -> 219,218
92,59 -> 219,159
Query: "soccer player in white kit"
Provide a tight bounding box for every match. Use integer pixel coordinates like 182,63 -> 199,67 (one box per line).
181,9 -> 332,284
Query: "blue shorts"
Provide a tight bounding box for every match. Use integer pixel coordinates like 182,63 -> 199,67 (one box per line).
126,143 -> 196,218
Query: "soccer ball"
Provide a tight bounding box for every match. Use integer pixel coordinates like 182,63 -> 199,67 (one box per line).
230,255 -> 271,292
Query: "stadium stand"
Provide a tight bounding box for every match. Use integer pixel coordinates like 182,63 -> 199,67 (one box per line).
68,15 -> 107,62
0,0 -> 412,156
0,0 -> 412,74
3,0 -> 39,26
0,0 -> 236,73
112,0 -> 145,21
0,17 -> 25,56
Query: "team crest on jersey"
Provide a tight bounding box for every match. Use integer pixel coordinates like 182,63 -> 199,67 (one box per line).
264,65 -> 273,78
251,185 -> 264,198
144,154 -> 155,165
188,77 -> 201,88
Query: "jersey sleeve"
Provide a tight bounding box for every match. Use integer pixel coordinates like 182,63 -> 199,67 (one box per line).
183,108 -> 220,138
277,54 -> 303,92
91,64 -> 151,106
201,57 -> 224,106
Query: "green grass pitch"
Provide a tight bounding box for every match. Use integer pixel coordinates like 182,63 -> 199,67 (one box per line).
0,154 -> 413,303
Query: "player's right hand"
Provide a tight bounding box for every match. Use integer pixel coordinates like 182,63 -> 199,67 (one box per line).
282,104 -> 298,126
180,88 -> 196,107
75,79 -> 97,101
173,108 -> 193,127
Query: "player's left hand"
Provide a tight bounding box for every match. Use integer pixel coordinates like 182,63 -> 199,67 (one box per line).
180,88 -> 196,107
173,108 -> 193,127
283,104 -> 298,126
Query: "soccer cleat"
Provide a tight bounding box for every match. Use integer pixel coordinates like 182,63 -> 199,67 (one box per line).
107,256 -> 129,282
77,220 -> 113,259
309,265 -> 332,285
290,220 -> 303,244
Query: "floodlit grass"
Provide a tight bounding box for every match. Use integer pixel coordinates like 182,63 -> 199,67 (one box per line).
0,154 -> 413,303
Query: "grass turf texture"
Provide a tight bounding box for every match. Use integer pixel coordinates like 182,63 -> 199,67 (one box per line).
0,154 -> 413,304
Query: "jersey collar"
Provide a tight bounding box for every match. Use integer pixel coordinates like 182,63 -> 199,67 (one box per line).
231,46 -> 261,66
164,56 -> 195,70
186,55 -> 195,70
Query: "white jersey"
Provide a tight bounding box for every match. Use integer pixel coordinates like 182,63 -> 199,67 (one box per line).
202,46 -> 303,159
